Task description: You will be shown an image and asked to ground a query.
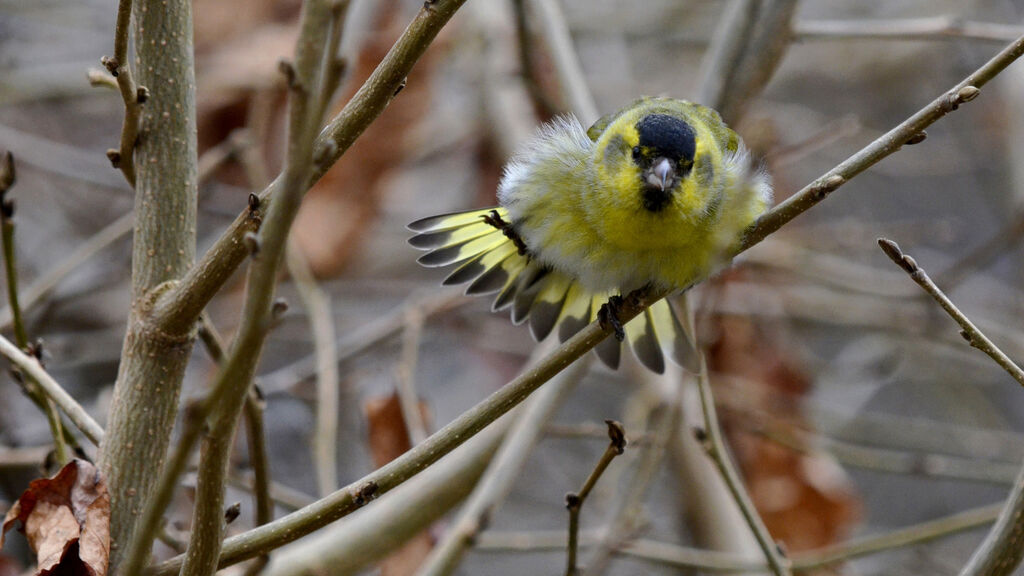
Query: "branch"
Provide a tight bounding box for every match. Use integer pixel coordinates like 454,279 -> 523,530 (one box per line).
565,420 -> 627,576
196,316 -> 275,576
148,316 -> 632,575
0,151 -> 71,463
878,239 -> 1024,387
960,463 -> 1024,576
742,34 -> 1024,250
285,241 -> 340,494
99,0 -> 201,567
615,501 -> 1001,570
147,0 -> 470,338
0,333 -> 104,445
178,0 -> 337,571
878,239 -> 1024,574
100,0 -> 144,186
696,0 -> 798,121
693,354 -> 792,576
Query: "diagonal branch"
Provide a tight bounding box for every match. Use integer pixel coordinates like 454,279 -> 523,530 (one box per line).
148,32 -> 1024,576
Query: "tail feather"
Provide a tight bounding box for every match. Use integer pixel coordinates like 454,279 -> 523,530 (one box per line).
626,307 -> 666,373
409,206 -> 695,372
528,273 -> 572,341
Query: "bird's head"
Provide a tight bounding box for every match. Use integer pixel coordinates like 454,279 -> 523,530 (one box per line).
592,104 -> 722,221
630,113 -> 696,212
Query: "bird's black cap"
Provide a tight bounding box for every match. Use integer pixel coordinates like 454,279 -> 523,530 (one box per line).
636,114 -> 696,164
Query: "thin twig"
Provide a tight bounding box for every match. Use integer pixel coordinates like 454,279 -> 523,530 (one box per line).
473,502 -> 1001,572
0,152 -> 70,463
752,416 -> 1022,486
696,0 -> 798,121
584,373 -> 682,576
565,420 -> 627,576
100,0 -> 143,186
616,500 -> 1002,571
285,241 -> 340,495
0,333 -> 104,445
694,354 -> 792,576
314,0 -> 352,126
794,503 -> 1000,570
794,17 -> 1024,44
878,238 -> 1024,388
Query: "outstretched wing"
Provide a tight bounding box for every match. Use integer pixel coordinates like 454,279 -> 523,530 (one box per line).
409,207 -> 694,373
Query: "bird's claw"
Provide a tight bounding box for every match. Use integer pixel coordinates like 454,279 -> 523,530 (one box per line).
481,210 -> 530,256
598,295 -> 626,342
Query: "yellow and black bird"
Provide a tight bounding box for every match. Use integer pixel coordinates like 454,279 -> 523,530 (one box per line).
409,97 -> 771,373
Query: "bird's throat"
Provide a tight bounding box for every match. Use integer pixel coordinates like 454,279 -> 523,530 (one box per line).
641,187 -> 673,212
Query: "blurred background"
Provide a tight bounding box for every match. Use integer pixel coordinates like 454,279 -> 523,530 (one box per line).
3,0 -> 1024,574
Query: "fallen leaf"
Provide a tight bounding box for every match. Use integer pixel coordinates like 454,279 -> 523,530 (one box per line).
1,459 -> 110,576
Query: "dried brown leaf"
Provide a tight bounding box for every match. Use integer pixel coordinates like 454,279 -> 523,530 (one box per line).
1,459 -> 110,576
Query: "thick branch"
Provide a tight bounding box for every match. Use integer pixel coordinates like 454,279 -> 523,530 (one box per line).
99,0 -> 199,569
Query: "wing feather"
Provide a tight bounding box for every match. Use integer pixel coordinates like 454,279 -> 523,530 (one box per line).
410,207 -> 695,372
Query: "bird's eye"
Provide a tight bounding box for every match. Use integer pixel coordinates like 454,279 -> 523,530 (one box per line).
631,146 -> 641,160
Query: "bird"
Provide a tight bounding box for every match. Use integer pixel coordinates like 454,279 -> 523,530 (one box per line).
408,97 -> 771,373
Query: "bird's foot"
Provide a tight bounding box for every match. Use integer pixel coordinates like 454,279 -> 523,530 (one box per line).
481,210 -> 529,256
598,295 -> 626,342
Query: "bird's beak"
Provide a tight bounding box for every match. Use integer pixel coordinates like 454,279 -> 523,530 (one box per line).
645,157 -> 675,191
